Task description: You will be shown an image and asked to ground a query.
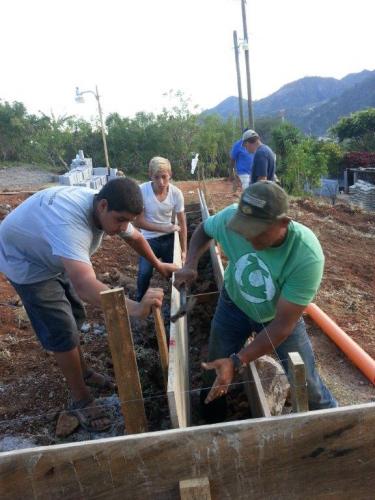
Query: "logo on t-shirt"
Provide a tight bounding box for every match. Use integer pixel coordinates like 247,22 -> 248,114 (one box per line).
234,253 -> 275,304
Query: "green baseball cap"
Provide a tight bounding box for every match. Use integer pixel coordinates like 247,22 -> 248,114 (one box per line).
227,181 -> 289,238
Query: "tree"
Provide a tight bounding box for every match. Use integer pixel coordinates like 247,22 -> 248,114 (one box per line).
316,141 -> 344,178
330,108 -> 375,151
283,138 -> 328,194
0,101 -> 32,161
271,122 -> 303,176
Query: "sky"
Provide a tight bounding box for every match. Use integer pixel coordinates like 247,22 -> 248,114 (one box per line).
1,0 -> 374,122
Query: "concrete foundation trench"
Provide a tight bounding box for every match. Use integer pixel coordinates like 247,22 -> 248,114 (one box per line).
2,192 -> 375,500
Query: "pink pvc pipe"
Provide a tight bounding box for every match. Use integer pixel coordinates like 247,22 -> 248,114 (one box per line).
305,303 -> 375,385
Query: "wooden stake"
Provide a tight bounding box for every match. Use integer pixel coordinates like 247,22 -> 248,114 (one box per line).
152,306 -> 169,391
288,352 -> 309,413
179,477 -> 211,500
100,288 -> 147,434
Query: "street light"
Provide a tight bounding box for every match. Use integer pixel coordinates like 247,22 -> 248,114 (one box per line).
75,85 -> 110,177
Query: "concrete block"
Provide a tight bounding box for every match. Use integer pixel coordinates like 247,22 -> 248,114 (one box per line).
90,176 -> 107,190
93,167 -> 108,176
59,174 -> 75,186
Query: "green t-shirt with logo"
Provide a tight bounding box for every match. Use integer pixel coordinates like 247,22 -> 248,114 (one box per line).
203,204 -> 324,322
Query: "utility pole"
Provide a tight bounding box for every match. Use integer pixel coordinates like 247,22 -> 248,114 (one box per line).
241,0 -> 254,129
75,85 -> 111,178
95,85 -> 110,176
233,30 -> 244,131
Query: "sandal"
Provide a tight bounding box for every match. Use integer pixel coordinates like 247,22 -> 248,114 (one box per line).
68,397 -> 112,433
83,368 -> 116,391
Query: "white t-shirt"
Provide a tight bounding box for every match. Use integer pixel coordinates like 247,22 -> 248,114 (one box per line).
139,181 -> 184,239
0,186 -> 133,284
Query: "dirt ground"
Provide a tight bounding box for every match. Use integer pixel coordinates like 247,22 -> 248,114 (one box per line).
0,177 -> 374,451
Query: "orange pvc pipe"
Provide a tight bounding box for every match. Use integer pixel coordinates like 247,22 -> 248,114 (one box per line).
305,302 -> 375,385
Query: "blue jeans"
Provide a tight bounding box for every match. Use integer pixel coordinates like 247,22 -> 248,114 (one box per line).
206,288 -> 338,410
137,233 -> 174,301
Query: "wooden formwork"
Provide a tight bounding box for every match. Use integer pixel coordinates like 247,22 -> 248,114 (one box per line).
2,192 -> 375,498
167,227 -> 190,428
1,403 -> 375,499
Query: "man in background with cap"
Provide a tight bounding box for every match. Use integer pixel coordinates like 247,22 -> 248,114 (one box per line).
229,128 -> 254,191
242,129 -> 276,184
174,181 -> 337,422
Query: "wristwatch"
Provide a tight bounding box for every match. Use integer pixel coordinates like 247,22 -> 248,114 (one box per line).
229,353 -> 244,373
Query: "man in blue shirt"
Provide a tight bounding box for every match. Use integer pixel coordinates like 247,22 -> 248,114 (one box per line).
242,129 -> 276,184
230,129 -> 254,191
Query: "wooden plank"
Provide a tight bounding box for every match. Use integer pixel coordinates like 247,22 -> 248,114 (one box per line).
167,230 -> 190,428
198,189 -> 224,290
100,288 -> 147,434
288,352 -> 309,413
242,362 -> 272,418
1,403 -> 375,500
152,306 -> 169,391
179,477 -> 211,499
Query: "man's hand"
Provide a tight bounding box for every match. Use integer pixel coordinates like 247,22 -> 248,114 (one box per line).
173,266 -> 198,290
133,288 -> 164,319
201,358 -> 234,404
157,262 -> 179,279
162,223 -> 180,233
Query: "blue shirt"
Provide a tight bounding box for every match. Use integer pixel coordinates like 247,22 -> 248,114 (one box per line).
251,144 -> 276,183
230,139 -> 254,175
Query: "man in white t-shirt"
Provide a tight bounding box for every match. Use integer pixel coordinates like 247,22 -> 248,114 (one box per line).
0,178 -> 175,432
135,156 -> 187,301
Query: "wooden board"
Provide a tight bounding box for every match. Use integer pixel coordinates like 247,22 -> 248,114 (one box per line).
242,362 -> 272,418
100,288 -> 147,434
288,352 -> 309,412
167,230 -> 190,428
179,477 -> 211,499
153,306 -> 169,391
198,189 -> 224,290
1,403 -> 375,500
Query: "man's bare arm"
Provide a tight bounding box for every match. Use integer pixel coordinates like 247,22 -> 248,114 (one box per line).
176,211 -> 187,262
174,222 -> 212,289
61,258 -> 163,318
120,227 -> 177,278
238,298 -> 306,364
134,212 -> 179,233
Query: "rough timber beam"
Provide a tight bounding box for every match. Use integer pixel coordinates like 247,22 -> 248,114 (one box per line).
198,189 -> 224,290
1,403 -> 375,499
100,288 -> 147,434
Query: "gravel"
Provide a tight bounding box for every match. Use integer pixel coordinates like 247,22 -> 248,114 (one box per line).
0,166 -> 57,190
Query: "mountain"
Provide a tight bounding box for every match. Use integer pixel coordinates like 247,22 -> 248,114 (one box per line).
203,70 -> 375,135
253,76 -> 343,117
290,73 -> 375,135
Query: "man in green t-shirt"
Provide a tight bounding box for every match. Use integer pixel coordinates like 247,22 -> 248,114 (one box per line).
175,181 -> 337,422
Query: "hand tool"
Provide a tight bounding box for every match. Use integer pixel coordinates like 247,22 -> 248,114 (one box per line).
170,287 -> 197,323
